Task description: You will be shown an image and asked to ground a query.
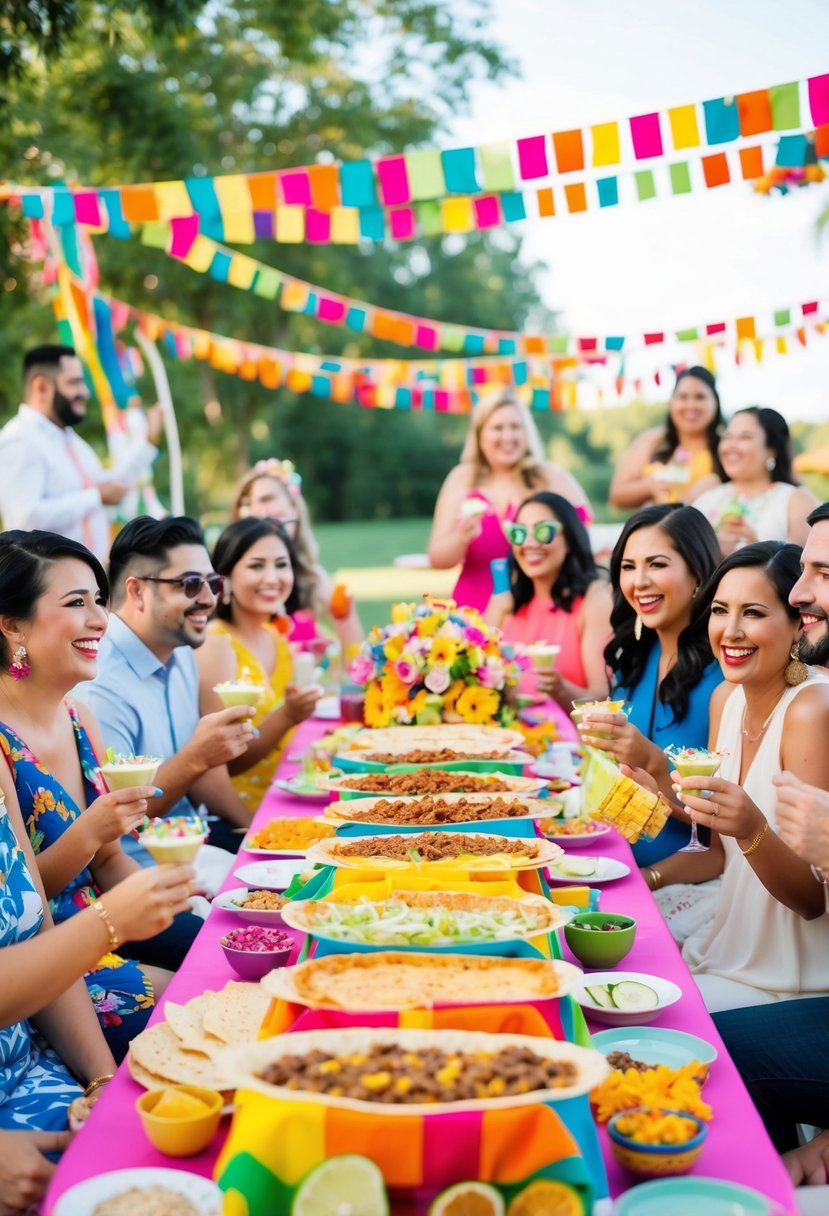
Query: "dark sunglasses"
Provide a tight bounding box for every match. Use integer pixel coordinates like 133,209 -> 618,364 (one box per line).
138,573 -> 226,599
502,520 -> 562,547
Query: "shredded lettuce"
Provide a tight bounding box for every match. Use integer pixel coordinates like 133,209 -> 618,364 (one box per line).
306,898 -> 547,946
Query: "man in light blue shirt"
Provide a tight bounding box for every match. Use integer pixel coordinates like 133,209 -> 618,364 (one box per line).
75,516 -> 257,866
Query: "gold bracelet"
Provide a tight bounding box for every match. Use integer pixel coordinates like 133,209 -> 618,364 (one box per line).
647,866 -> 662,891
91,899 -> 120,950
740,821 -> 769,857
84,1074 -> 115,1098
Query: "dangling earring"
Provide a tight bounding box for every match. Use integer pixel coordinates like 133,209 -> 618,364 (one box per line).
634,613 -> 643,641
9,645 -> 30,680
765,456 -> 776,472
221,587 -> 232,606
784,642 -> 808,686
692,585 -> 699,598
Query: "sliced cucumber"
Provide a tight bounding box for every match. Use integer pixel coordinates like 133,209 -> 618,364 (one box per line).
557,856 -> 598,877
584,984 -> 615,1008
609,980 -> 659,1011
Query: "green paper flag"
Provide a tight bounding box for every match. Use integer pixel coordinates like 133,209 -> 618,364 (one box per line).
479,143 -> 516,192
635,169 -> 656,200
140,220 -> 171,249
253,267 -> 282,299
676,327 -> 699,341
417,200 -> 443,237
774,309 -> 791,327
669,162 -> 692,194
405,149 -> 445,201
769,82 -> 800,131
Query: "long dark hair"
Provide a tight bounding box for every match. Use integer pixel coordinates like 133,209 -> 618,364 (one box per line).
653,366 -> 725,479
212,518 -> 300,621
698,540 -> 802,627
604,504 -> 721,722
0,530 -> 109,665
728,406 -> 799,486
508,492 -> 598,613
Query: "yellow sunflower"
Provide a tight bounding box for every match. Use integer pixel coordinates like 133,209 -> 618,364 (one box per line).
415,613 -> 442,638
379,671 -> 410,709
455,685 -> 500,725
429,637 -> 458,667
383,633 -> 407,661
442,678 -> 467,711
391,602 -> 415,624
363,682 -> 392,728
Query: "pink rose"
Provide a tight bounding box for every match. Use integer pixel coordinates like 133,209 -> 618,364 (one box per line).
349,654 -> 376,686
394,656 -> 420,685
424,664 -> 451,694
475,660 -> 504,689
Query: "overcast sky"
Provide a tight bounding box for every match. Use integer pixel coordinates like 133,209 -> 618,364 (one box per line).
449,0 -> 829,420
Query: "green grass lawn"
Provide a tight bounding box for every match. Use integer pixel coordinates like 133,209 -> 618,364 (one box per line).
315,517 -> 447,632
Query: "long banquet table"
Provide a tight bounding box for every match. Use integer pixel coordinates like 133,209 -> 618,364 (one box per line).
47,718 -> 797,1214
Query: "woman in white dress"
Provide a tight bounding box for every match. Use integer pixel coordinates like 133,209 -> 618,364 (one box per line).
652,541 -> 829,1013
692,408 -> 815,557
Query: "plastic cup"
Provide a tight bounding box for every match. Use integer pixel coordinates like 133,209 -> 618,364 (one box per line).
340,690 -> 365,724
98,757 -> 161,791
141,818 -> 207,865
213,682 -> 265,709
292,652 -> 317,688
527,643 -> 561,672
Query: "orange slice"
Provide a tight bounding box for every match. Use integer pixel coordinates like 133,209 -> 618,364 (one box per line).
430,1183 -> 505,1216
506,1180 -> 582,1216
152,1087 -> 210,1119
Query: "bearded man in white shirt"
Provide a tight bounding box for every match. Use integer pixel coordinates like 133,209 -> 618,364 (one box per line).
0,344 -> 158,561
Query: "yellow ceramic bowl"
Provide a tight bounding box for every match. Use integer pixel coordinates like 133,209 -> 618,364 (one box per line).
136,1084 -> 223,1156
607,1107 -> 707,1177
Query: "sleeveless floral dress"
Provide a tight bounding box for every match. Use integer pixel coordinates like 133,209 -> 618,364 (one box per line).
0,705 -> 154,1055
0,797 -> 82,1130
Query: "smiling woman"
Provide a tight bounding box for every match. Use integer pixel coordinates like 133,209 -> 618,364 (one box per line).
195,517 -> 322,809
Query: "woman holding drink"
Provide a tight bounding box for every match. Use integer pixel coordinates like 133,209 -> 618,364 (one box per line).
196,518 -> 321,809
428,389 -> 592,613
485,492 -> 611,731
0,531 -> 195,1058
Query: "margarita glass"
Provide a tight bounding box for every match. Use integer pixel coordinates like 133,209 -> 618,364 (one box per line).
97,753 -> 161,792
140,816 -> 208,865
571,697 -> 627,739
213,665 -> 265,710
665,746 -> 724,853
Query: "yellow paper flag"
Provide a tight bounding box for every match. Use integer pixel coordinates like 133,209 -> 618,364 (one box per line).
276,205 -> 305,243
154,180 -> 194,220
227,254 -> 258,290
591,122 -> 620,166
668,105 -> 701,150
330,205 -> 361,244
182,234 -> 216,273
442,196 -> 474,232
214,175 -> 253,242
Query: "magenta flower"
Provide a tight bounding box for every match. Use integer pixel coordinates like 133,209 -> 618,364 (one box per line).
394,657 -> 420,685
349,653 -> 377,686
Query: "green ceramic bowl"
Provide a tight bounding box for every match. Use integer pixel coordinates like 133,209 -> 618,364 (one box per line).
564,911 -> 636,967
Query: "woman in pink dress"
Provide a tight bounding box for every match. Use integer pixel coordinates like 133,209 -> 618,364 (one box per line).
485,492 -> 612,737
428,390 -> 592,613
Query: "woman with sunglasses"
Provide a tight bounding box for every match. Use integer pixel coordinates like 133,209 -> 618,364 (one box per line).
229,459 -> 363,651
580,506 -> 723,875
486,493 -> 612,725
429,390 -> 592,613
195,519 -> 322,810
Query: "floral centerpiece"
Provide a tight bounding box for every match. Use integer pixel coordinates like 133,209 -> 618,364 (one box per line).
348,598 -> 528,729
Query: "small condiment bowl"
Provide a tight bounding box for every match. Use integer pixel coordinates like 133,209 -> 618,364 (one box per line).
136,1084 -> 223,1156
607,1107 -> 707,1176
220,927 -> 293,980
564,912 -> 636,968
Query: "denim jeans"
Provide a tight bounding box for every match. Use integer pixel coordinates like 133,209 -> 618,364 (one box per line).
713,995 -> 829,1151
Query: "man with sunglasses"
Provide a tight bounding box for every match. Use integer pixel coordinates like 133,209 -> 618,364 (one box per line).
74,516 -> 257,868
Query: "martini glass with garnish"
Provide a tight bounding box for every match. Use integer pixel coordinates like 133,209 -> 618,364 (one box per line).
664,746 -> 724,853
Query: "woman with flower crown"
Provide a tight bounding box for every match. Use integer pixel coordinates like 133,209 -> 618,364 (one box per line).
229,458 -> 363,650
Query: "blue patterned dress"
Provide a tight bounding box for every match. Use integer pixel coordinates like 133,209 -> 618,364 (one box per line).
0,797 -> 82,1130
0,705 -> 154,1058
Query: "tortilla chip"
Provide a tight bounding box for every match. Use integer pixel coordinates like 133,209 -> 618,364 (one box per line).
164,997 -> 224,1055
129,1022 -> 230,1091
201,981 -> 272,1045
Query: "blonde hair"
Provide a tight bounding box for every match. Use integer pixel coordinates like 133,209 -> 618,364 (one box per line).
229,467 -> 329,616
459,388 -> 546,487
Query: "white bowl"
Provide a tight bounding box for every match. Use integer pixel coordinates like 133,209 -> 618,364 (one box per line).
213,886 -> 287,924
54,1168 -> 222,1215
573,970 -> 682,1026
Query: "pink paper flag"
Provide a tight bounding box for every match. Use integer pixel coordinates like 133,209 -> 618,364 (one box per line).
473,196 -> 500,228
280,170 -> 312,206
74,192 -> 101,226
630,112 -> 663,159
305,208 -> 331,243
415,324 -> 440,350
389,207 -> 415,240
377,155 -> 411,206
809,74 -> 829,125
318,296 -> 347,323
517,135 -> 548,180
170,215 -> 199,258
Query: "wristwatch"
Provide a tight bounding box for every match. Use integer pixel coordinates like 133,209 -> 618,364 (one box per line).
811,864 -> 829,912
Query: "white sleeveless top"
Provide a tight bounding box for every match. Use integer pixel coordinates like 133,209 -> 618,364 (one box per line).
682,675 -> 829,1003
693,481 -> 797,541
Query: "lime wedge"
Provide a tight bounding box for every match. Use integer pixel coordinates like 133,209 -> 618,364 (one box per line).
292,1155 -> 388,1216
557,856 -> 598,877
430,1182 -> 505,1215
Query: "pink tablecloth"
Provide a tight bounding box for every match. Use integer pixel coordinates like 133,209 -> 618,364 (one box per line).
46,719 -> 797,1214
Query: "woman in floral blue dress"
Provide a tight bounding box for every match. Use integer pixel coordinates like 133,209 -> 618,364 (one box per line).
0,530 -> 198,1062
